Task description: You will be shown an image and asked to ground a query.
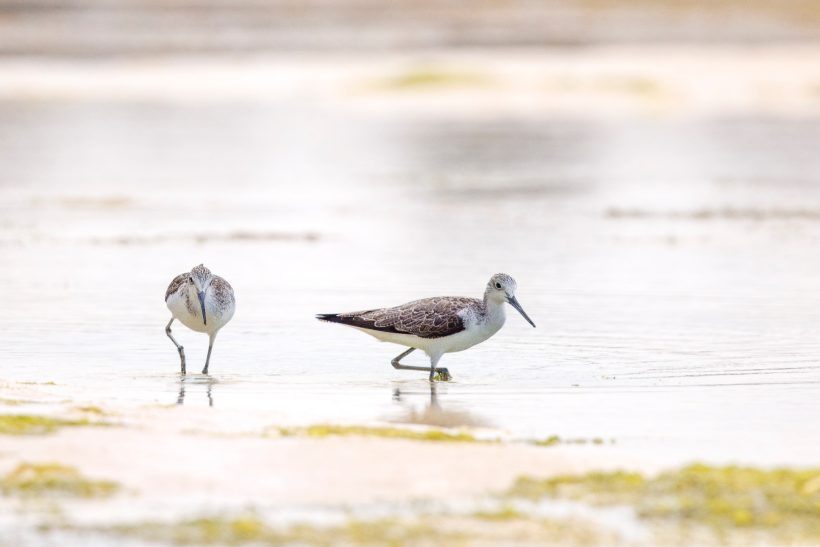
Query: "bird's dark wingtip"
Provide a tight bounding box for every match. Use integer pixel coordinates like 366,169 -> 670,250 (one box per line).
316,313 -> 339,322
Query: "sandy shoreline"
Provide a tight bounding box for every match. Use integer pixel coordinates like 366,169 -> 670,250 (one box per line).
0,427 -> 602,509
0,406 -> 818,545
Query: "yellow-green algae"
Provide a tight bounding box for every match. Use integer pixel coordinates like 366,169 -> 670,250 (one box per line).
276,424 -> 479,443
382,68 -> 491,90
432,370 -> 451,382
535,435 -> 562,447
1,463 -> 119,498
73,405 -> 107,415
543,76 -> 664,97
0,398 -> 35,406
533,436 -> 607,447
509,464 -> 820,535
472,505 -> 526,521
0,414 -> 101,435
81,513 -> 616,546
107,515 -> 462,546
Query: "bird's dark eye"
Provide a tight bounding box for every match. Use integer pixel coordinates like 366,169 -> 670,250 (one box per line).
189,276 -> 194,282
495,282 -> 502,289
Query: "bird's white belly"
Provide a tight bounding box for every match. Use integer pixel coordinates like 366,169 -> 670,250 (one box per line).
167,291 -> 206,332
440,323 -> 501,353
355,317 -> 503,358
166,290 -> 234,334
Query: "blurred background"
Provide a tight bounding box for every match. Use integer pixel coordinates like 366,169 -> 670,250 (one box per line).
4,0 -> 820,53
2,1 -> 820,541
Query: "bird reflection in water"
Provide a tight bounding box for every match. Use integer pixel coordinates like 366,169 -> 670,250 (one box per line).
392,382 -> 486,428
176,377 -> 215,407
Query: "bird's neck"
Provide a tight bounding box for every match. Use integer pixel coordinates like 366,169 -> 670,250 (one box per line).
482,291 -> 506,324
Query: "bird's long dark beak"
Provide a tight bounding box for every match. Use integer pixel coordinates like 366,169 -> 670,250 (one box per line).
507,295 -> 535,328
198,291 -> 207,325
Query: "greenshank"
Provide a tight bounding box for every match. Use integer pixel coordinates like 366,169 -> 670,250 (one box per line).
317,273 -> 535,381
165,264 -> 235,375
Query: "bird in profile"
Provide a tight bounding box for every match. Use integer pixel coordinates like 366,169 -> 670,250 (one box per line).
317,273 -> 535,381
164,264 -> 235,375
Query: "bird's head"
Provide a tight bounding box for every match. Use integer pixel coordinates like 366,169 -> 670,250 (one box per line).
189,264 -> 213,292
486,273 -> 535,328
189,264 -> 213,325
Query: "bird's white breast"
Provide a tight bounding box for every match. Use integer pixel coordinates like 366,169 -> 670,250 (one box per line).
166,285 -> 234,335
444,303 -> 505,353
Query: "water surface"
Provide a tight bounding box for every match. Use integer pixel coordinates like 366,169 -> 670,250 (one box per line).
2,99 -> 820,465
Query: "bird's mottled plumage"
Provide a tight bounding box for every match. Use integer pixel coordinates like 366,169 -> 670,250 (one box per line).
165,264 -> 235,375
165,273 -> 187,302
165,267 -> 235,322
318,296 -> 480,338
317,273 -> 535,380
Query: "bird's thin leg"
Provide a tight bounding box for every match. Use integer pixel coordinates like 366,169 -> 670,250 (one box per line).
166,318 -> 186,374
202,333 -> 216,375
390,348 -> 450,380
391,348 -> 425,372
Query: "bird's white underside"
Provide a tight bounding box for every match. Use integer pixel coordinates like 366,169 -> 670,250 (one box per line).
166,284 -> 235,336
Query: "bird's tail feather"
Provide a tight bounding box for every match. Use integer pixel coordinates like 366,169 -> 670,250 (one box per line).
316,313 -> 343,323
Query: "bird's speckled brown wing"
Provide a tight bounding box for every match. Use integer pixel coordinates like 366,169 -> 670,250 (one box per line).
318,297 -> 477,338
165,273 -> 188,302
210,276 -> 235,311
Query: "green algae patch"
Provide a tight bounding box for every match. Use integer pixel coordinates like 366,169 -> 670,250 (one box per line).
0,414 -> 103,435
1,463 -> 119,498
533,436 -> 608,447
534,435 -> 562,447
510,470 -> 645,501
276,424 -> 479,443
0,398 -> 35,406
381,68 -> 491,90
108,515 -> 459,545
432,370 -> 452,382
154,516 -> 269,544
73,405 -> 107,416
472,505 -> 526,521
509,464 -> 820,536
86,513 -> 619,545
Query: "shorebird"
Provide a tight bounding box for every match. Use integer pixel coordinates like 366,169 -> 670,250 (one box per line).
164,264 -> 235,375
317,273 -> 535,381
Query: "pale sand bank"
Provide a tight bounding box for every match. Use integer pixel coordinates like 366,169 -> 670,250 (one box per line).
0,426 -> 637,511
1,421 -> 817,546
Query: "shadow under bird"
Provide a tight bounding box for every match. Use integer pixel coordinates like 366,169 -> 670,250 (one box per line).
164,264 -> 235,375
317,273 -> 535,381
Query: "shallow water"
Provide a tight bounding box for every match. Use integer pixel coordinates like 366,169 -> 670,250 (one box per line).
2,95 -> 820,465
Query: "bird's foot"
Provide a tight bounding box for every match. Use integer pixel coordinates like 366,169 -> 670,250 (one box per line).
201,366 -> 209,375
432,368 -> 451,382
